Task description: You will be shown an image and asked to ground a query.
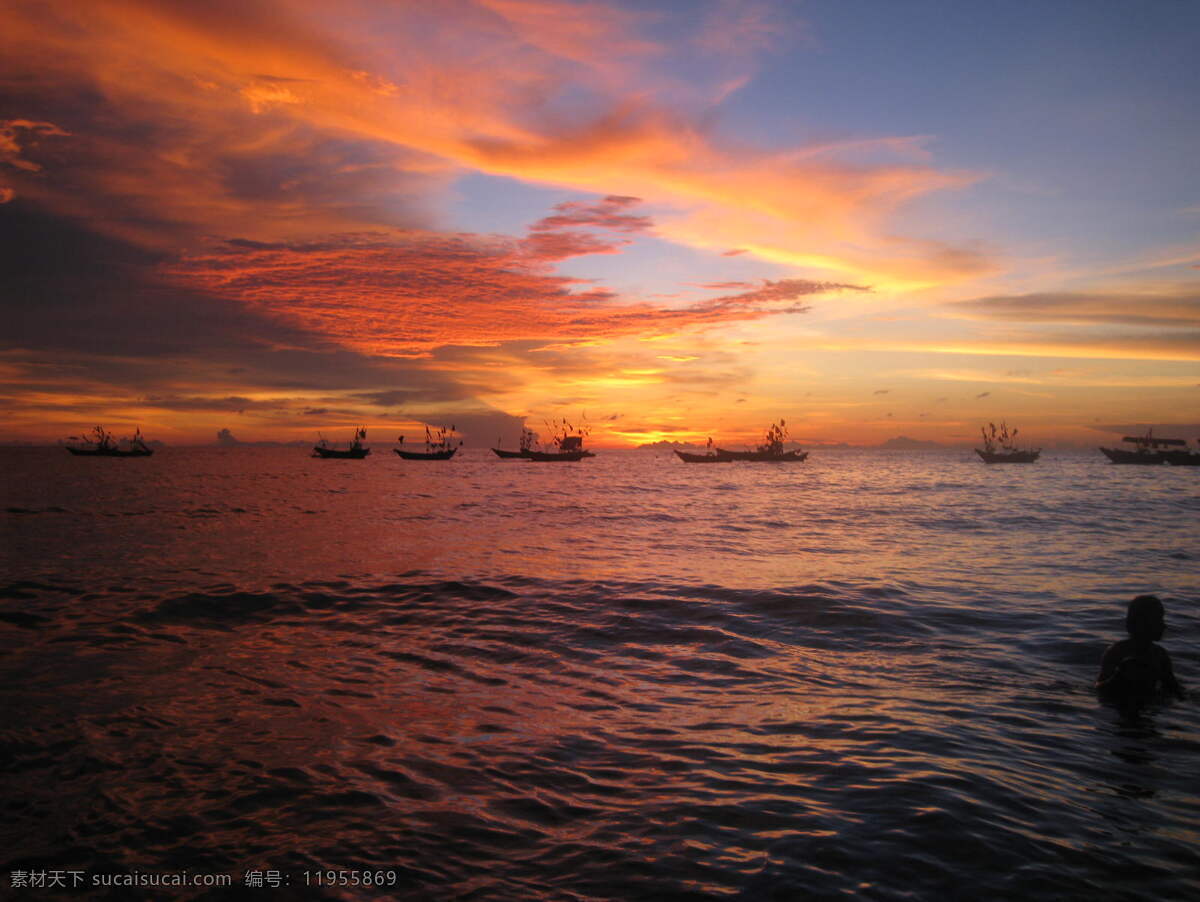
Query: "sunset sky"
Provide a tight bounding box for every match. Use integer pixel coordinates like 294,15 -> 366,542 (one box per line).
2,0 -> 1197,447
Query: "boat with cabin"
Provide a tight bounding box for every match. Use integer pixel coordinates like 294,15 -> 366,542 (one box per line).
525,419 -> 595,461
313,427 -> 370,459
527,434 -> 594,461
1099,430 -> 1183,464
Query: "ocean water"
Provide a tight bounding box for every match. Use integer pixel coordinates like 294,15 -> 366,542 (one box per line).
1,446 -> 1197,899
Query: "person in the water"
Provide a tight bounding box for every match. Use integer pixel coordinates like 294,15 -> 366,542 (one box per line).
1096,595 -> 1184,700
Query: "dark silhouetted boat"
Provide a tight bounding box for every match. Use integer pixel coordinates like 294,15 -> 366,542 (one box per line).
527,434 -> 594,461
1163,440 -> 1200,466
492,427 -> 536,459
525,419 -> 595,461
975,422 -> 1040,463
1099,430 -> 1182,464
714,420 -> 808,462
65,426 -> 154,457
313,427 -> 370,458
674,437 -> 728,463
675,450 -> 729,463
397,447 -> 458,460
396,425 -> 461,460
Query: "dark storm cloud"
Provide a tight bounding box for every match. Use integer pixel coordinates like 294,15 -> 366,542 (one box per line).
142,395 -> 262,413
0,203 -> 488,404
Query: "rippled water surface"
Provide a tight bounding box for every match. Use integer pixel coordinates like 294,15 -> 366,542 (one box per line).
2,446 -> 1198,899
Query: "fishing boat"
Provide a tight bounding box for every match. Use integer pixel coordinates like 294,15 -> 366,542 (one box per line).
1099,430 -> 1182,464
527,434 -> 594,461
975,422 -> 1040,463
675,450 -> 729,463
396,425 -> 461,460
1163,440 -> 1200,466
525,419 -> 595,461
674,437 -> 728,463
64,426 -> 154,457
492,427 -> 536,459
714,420 -> 808,462
312,427 -> 370,459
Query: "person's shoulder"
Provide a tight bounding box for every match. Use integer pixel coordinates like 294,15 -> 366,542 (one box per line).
1102,639 -> 1133,660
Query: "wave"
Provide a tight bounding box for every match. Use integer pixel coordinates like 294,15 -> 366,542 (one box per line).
1,571 -> 1196,899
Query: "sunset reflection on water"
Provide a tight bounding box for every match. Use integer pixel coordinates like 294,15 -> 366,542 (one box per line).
1,446 -> 1197,897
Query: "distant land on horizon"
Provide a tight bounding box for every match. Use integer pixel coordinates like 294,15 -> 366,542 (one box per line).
216,429 -> 309,447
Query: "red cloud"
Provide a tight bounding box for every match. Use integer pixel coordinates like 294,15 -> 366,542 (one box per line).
169,227 -> 863,356
0,0 -> 986,286
530,195 -> 651,233
519,229 -> 629,262
519,194 -> 652,262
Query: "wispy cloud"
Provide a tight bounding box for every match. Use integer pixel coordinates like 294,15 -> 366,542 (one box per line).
947,286 -> 1200,328
168,217 -> 865,356
0,0 -> 986,286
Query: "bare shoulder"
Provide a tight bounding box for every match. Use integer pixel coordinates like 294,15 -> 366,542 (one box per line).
1097,640 -> 1131,685
1100,639 -> 1133,665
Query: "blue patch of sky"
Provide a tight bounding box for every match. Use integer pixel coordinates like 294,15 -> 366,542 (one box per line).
711,0 -> 1199,271
446,2 -> 1198,297
444,172 -> 573,236
446,172 -> 793,300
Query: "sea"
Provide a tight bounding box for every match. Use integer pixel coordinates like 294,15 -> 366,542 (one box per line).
2,445 -> 1197,900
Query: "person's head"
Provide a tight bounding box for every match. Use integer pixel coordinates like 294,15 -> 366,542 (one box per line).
1126,595 -> 1165,642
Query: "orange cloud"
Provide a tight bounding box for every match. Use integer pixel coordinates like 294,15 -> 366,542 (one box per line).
168,227 -> 865,356
0,0 -> 986,285
529,194 -> 651,233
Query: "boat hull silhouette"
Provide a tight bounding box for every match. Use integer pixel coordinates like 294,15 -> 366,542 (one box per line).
313,446 -> 370,459
1163,450 -> 1200,466
492,448 -> 529,459
395,448 -> 458,460
1100,432 -> 1186,465
674,450 -> 728,463
526,449 -> 593,461
714,447 -> 808,462
1099,447 -> 1164,464
66,446 -> 153,457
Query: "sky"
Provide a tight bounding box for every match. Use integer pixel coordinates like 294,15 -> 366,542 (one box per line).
2,0 -> 1197,448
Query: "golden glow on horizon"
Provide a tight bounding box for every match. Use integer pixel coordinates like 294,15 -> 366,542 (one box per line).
814,341 -> 1200,363
0,1 -> 1195,445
